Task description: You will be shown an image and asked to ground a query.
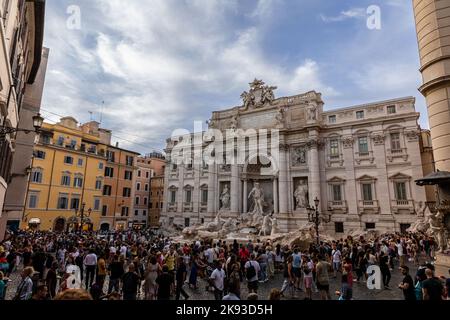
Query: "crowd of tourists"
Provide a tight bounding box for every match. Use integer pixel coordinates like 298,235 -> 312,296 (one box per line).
0,229 -> 448,301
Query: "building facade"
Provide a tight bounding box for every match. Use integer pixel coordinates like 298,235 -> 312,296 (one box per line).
101,144 -> 139,231
161,80 -> 429,235
413,0 -> 450,173
134,156 -> 152,229
21,117 -> 107,232
0,0 -> 46,239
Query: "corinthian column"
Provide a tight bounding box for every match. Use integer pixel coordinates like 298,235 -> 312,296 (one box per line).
307,135 -> 321,205
231,164 -> 239,214
207,164 -> 217,216
278,144 -> 289,214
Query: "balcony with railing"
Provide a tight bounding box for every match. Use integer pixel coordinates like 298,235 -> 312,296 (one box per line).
354,151 -> 375,165
327,154 -> 344,167
168,202 -> 177,212
327,200 -> 348,213
183,202 -> 193,212
387,148 -> 408,162
358,199 -> 380,214
391,199 -> 414,214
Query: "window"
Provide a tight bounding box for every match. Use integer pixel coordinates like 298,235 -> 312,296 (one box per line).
73,176 -> 83,188
390,133 -> 401,151
335,222 -> 344,233
146,171 -> 150,178
144,197 -> 148,205
143,210 -> 147,216
94,197 -> 101,211
57,194 -> 69,209
126,156 -> 134,166
329,139 -> 339,157
172,164 -> 177,171
332,185 -> 342,201
145,184 -> 149,191
395,182 -> 407,200
136,183 -> 141,191
356,111 -> 364,119
77,158 -> 83,166
61,174 -> 71,186
106,151 -> 115,162
201,189 -> 208,204
105,167 -> 114,178
135,210 -> 139,216
124,170 -> 133,180
31,169 -> 43,183
135,197 -> 140,205
185,218 -> 190,227
98,162 -> 104,170
121,206 -> 129,216
186,190 -> 192,203
40,134 -> 51,144
34,150 -> 46,159
170,190 -> 176,203
70,197 -> 80,210
365,223 -> 376,230
123,188 -> 131,197
150,202 -> 153,209
387,105 -> 396,114
362,183 -> 373,201
69,140 -> 77,149
358,137 -> 369,155
138,170 -> 141,177
328,115 -> 336,124
95,179 -> 102,190
103,185 -> 112,196
57,136 -> 64,146
160,202 -> 163,209
64,156 -> 74,165
102,205 -> 108,216
28,193 -> 39,209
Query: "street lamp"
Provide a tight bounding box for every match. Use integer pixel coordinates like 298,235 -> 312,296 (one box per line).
75,202 -> 92,234
0,113 -> 44,137
307,197 -> 332,245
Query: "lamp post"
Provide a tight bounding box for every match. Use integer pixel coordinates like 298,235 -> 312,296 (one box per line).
75,202 -> 92,234
307,197 -> 332,245
0,113 -> 44,138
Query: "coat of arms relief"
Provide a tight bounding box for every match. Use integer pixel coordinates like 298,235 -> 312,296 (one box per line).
241,79 -> 277,110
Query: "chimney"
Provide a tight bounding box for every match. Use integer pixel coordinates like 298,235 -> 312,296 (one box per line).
115,142 -> 119,148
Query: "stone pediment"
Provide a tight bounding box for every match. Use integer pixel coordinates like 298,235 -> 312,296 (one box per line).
389,172 -> 411,180
356,174 -> 376,181
327,176 -> 346,183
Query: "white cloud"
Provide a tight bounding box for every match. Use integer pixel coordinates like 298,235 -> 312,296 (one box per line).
320,8 -> 366,23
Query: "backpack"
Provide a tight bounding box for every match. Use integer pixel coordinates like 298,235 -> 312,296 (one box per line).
246,261 -> 256,280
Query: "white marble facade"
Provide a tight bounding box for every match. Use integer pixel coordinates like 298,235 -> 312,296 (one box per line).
161,80 -> 428,236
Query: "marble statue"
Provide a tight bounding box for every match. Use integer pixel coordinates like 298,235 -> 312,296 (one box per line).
248,182 -> 265,215
429,210 -> 448,253
261,85 -> 277,105
275,107 -> 285,126
271,217 -> 280,236
241,91 -> 255,110
220,184 -> 231,210
415,201 -> 426,217
307,105 -> 317,121
230,115 -> 239,130
259,215 -> 272,236
221,217 -> 239,234
294,180 -> 308,209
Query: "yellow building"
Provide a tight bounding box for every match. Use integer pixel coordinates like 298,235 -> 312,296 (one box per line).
22,117 -> 107,232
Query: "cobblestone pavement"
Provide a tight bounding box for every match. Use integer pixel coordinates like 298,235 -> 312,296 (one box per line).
5,260 -> 417,300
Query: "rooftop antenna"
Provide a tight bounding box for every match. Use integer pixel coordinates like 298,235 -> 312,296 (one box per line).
88,111 -> 93,121
100,101 -> 104,124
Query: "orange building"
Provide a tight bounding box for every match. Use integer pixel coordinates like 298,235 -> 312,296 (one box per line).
101,144 -> 139,231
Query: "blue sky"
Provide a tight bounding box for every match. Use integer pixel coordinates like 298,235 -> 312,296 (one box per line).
41,0 -> 426,154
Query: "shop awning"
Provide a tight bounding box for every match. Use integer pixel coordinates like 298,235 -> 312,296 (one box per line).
29,218 -> 41,224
